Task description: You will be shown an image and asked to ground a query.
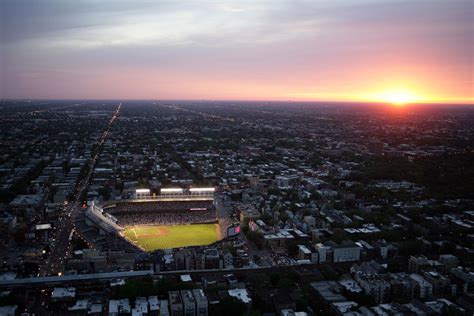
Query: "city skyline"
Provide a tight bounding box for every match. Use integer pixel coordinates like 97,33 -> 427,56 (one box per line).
1,0 -> 473,103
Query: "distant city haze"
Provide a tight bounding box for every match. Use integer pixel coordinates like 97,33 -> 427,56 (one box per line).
1,0 -> 473,103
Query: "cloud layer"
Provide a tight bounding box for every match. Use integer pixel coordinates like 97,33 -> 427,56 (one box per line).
1,0 -> 472,102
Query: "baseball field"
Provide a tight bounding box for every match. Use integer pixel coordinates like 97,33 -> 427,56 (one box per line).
122,223 -> 219,251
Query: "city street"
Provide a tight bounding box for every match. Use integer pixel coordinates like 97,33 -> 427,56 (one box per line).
40,103 -> 121,276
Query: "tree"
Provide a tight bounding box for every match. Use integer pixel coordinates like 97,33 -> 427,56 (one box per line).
320,264 -> 339,280
270,273 -> 280,287
330,228 -> 346,244
246,231 -> 265,249
399,240 -> 424,256
98,186 -> 111,200
267,187 -> 280,196
117,279 -> 155,299
154,277 -> 197,297
0,189 -> 15,204
219,297 -> 247,316
0,292 -> 18,306
246,273 -> 270,290
279,212 -> 289,223
287,240 -> 299,257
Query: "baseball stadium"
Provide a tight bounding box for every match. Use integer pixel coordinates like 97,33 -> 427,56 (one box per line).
80,187 -> 225,251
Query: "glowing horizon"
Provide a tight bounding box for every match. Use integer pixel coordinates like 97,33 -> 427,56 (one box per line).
1,1 -> 472,104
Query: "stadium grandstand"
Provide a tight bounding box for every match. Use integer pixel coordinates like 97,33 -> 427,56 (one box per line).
76,187 -> 221,251
85,205 -> 122,234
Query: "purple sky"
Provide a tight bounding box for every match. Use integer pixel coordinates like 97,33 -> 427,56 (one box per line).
1,0 -> 473,102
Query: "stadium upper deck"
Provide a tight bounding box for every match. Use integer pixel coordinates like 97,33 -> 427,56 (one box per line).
130,187 -> 215,202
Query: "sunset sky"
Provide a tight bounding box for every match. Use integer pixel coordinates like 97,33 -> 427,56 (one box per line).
1,0 -> 473,103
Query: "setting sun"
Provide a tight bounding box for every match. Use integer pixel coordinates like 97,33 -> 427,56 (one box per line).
374,90 -> 420,105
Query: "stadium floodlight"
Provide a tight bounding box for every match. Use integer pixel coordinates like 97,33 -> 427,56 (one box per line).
161,188 -> 184,193
136,189 -> 150,194
189,188 -> 215,192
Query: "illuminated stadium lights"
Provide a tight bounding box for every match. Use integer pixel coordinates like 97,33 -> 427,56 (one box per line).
135,189 -> 150,193
189,187 -> 215,197
189,188 -> 215,192
136,188 -> 150,200
160,188 -> 184,193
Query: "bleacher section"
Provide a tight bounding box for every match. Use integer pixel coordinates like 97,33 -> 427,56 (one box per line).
107,200 -> 215,226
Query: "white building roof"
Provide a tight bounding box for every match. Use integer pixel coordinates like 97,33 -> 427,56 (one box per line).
51,287 -> 76,299
298,245 -> 312,254
180,274 -> 192,282
228,288 -> 251,304
148,296 -> 159,311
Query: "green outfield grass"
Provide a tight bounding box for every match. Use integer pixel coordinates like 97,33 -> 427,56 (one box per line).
122,223 -> 219,251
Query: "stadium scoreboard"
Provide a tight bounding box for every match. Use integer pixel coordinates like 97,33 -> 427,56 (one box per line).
227,224 -> 241,237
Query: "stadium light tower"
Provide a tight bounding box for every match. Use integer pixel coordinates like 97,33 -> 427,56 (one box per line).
136,188 -> 150,199
189,187 -> 215,197
160,188 -> 184,197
